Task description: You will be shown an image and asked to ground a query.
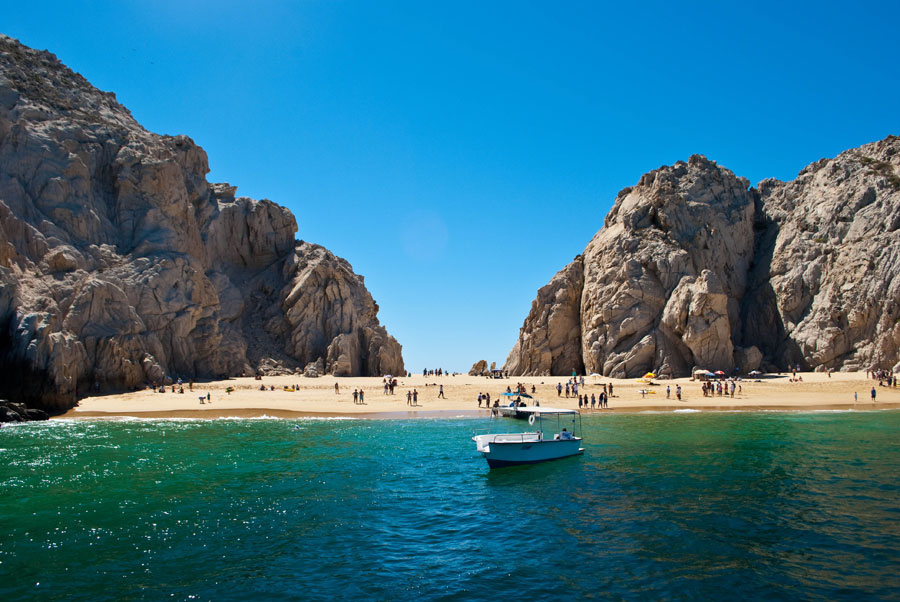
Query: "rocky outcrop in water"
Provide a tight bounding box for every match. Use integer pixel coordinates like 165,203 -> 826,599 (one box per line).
506,137 -> 900,376
0,35 -> 404,411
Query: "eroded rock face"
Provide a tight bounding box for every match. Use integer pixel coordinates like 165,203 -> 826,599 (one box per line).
745,136 -> 900,372
0,35 -> 403,410
468,360 -> 487,376
506,138 -> 900,376
505,257 -> 584,376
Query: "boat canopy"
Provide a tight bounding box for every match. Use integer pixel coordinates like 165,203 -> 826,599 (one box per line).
514,406 -> 578,415
500,392 -> 533,398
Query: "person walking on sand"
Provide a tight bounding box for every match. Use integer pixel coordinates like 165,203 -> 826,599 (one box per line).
666,385 -> 671,399
335,382 -> 340,395
557,382 -> 562,397
871,387 -> 877,403
854,391 -> 858,404
676,385 -> 681,401
438,384 -> 445,399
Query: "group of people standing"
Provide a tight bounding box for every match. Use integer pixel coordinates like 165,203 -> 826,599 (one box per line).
577,392 -> 608,409
869,368 -> 897,387
701,379 -> 738,397
555,377 -> 588,398
382,378 -> 399,395
476,391 -> 492,407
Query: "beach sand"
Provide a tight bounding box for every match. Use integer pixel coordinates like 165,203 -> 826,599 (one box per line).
57,371 -> 900,419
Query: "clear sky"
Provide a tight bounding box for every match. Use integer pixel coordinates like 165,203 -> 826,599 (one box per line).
5,1 -> 899,373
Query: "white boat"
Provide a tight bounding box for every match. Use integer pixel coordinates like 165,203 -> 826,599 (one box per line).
495,391 -> 540,419
473,408 -> 584,468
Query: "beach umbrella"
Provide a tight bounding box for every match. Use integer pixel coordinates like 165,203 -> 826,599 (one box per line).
748,370 -> 761,376
643,372 -> 656,378
714,370 -> 726,376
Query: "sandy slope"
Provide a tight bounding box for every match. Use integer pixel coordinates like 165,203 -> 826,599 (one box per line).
57,371 -> 899,419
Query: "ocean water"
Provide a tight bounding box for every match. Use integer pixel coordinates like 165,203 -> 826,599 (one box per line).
1,412 -> 899,601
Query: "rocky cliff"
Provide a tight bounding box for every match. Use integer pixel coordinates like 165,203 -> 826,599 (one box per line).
0,35 -> 404,411
506,137 -> 900,377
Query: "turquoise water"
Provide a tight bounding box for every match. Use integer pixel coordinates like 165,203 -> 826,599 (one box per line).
1,412 -> 899,601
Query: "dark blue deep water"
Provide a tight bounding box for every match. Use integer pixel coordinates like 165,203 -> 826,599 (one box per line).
1,412 -> 899,601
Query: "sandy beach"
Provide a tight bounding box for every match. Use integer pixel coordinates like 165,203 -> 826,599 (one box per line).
57,371 -> 900,419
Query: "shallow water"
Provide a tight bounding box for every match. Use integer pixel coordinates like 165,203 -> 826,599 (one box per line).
1,412 -> 899,600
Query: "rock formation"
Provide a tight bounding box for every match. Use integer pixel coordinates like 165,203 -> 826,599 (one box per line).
506,137 -> 900,377
468,359 -> 488,376
0,35 -> 403,411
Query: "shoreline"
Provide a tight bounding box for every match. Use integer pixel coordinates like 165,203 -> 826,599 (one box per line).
55,403 -> 900,421
53,371 -> 899,420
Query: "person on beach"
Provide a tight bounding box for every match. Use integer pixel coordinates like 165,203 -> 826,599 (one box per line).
353,389 -> 358,404
407,390 -> 413,405
413,389 -> 418,405
359,389 -> 365,404
438,385 -> 445,399
207,392 -> 211,403
854,392 -> 858,403
335,382 -> 340,395
666,385 -> 671,399
871,387 -> 876,402
609,383 -> 614,397
591,394 -> 596,409
565,383 -> 570,398
557,383 -> 562,397
676,385 -> 682,401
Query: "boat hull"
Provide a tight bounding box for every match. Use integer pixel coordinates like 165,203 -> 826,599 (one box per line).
496,406 -> 528,419
486,448 -> 584,468
474,435 -> 583,468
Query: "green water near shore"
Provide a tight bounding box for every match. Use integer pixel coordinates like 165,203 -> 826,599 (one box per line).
1,411 -> 898,600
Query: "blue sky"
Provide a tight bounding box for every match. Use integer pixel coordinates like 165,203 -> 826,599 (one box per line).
5,1 -> 899,372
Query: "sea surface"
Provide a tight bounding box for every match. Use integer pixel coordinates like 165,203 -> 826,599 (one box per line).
1,411 -> 899,601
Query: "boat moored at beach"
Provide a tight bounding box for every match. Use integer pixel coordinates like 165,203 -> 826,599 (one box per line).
495,392 -> 541,419
473,408 -> 584,468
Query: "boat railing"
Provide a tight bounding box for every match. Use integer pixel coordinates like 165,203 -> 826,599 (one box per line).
489,432 -> 543,443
